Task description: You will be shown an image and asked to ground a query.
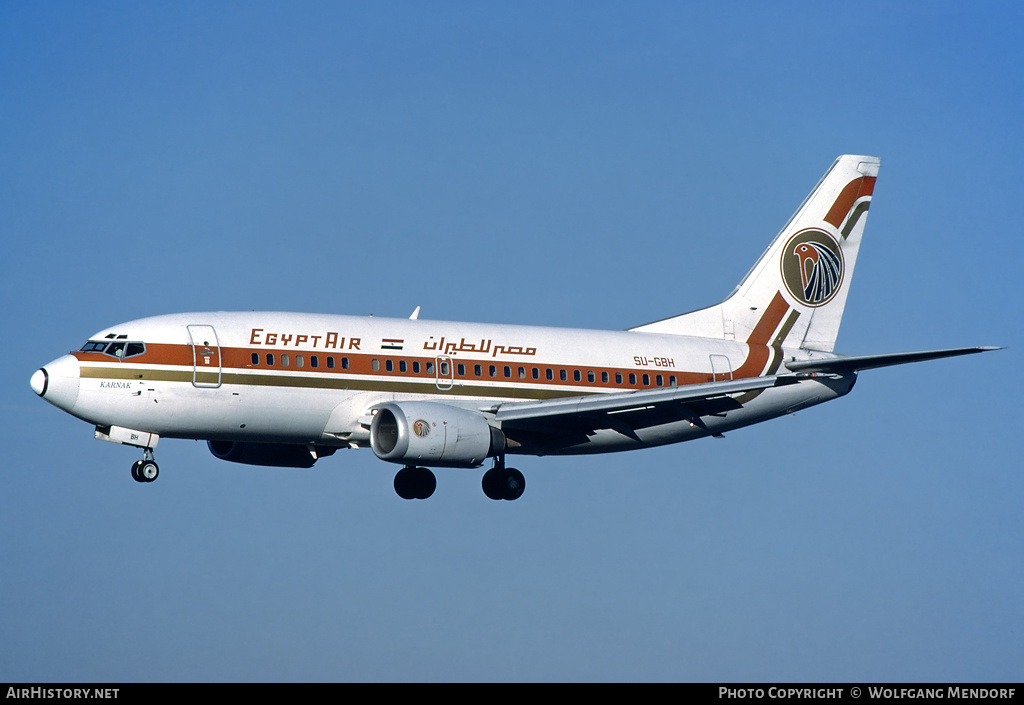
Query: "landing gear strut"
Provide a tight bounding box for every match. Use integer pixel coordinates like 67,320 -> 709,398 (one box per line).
131,449 -> 159,483
482,457 -> 525,501
394,466 -> 436,500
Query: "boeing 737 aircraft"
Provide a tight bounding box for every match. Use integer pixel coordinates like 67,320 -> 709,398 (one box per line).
30,155 -> 995,500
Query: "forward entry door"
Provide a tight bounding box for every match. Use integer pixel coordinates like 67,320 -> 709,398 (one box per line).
188,324 -> 222,388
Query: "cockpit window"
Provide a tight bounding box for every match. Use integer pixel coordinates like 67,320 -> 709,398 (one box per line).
80,340 -> 146,359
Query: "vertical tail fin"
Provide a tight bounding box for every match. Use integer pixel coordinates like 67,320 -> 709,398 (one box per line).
631,154 -> 880,353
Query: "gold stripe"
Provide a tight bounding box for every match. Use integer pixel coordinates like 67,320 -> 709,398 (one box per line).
841,201 -> 870,240
81,366 -> 192,383
773,310 -> 800,348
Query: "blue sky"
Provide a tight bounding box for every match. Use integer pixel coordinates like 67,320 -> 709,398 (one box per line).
2,1 -> 1021,682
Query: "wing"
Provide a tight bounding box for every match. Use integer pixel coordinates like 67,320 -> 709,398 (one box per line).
494,374 -> 797,444
491,346 -> 1000,450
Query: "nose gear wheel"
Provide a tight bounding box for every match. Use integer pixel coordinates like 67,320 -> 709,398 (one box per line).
131,450 -> 159,483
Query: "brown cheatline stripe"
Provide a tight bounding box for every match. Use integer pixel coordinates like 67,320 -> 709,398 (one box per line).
824,176 -> 875,230
78,343 -> 717,393
730,291 -> 790,381
80,365 -> 633,401
730,295 -> 798,405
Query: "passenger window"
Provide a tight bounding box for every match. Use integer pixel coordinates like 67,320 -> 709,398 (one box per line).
311,356 -> 319,368
587,371 -> 595,383
399,360 -> 407,373
296,355 -> 304,368
440,361 -> 449,375
413,361 -> 421,374
629,373 -> 636,385
574,370 -> 581,382
426,362 -> 434,374
385,359 -> 393,372
546,369 -> 553,380
457,363 -> 465,376
474,364 -> 482,377
341,357 -> 349,369
489,365 -> 497,378
642,374 -> 650,386
371,359 -> 380,371
656,374 -> 663,386
281,354 -> 290,367
327,356 -> 335,369
503,366 -> 511,378
560,369 -> 568,381
615,372 -> 623,384
267,354 -> 275,366
532,367 -> 539,380
669,375 -> 677,386
518,366 -> 526,379
601,371 -> 609,383
251,353 -> 259,365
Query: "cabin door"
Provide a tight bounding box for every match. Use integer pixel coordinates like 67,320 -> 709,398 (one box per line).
188,324 -> 222,388
710,354 -> 733,382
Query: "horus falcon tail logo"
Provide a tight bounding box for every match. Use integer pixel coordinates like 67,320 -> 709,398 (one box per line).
781,229 -> 844,307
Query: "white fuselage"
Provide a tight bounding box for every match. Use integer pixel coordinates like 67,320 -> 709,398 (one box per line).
37,311 -> 852,457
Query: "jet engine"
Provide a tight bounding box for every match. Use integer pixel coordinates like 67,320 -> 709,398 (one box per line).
207,441 -> 336,468
369,401 -> 504,468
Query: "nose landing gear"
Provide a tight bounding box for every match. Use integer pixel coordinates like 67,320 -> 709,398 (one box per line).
130,449 -> 159,483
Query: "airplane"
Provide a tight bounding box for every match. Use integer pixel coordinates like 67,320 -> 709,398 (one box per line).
30,155 -> 997,500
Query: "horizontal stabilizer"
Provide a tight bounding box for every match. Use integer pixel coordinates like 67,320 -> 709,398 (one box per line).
784,346 -> 1001,374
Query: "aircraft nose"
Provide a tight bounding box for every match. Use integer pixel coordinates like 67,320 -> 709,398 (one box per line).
30,368 -> 47,396
32,354 -> 81,411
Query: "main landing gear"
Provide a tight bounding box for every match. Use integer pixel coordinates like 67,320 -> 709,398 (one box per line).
392,458 -> 526,501
394,465 -> 436,500
130,449 -> 159,483
482,457 -> 525,501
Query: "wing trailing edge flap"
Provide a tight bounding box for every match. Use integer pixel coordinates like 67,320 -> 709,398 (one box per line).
494,374 -> 790,435
784,346 -> 1000,375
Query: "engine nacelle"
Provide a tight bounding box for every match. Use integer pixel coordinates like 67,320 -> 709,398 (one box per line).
369,401 -> 504,468
207,441 -> 336,468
